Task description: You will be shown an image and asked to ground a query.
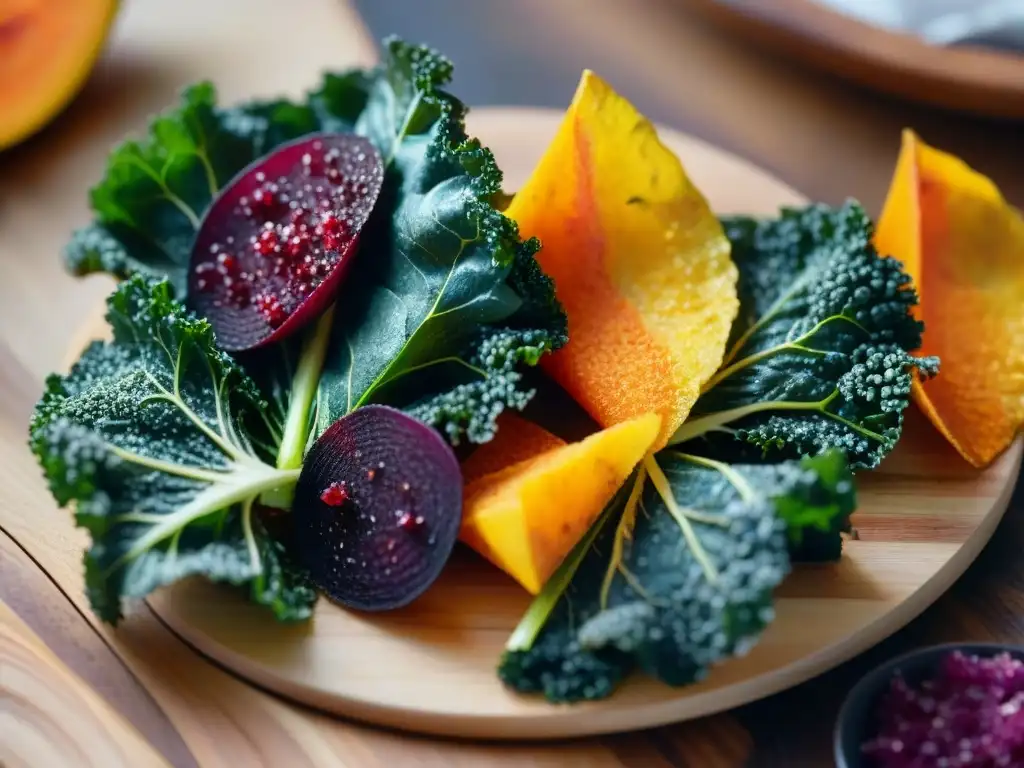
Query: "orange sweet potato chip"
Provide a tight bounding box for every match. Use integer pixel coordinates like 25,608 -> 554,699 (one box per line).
505,71 -> 738,448
875,129 -> 1024,467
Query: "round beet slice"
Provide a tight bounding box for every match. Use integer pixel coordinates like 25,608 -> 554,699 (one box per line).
187,133 -> 384,351
292,405 -> 463,612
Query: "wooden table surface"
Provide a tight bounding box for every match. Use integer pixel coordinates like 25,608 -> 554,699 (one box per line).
1,1 -> 1021,766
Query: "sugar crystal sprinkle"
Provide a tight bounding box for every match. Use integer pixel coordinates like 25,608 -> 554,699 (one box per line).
861,650 -> 1024,767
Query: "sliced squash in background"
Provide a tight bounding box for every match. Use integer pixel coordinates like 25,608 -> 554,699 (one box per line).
875,130 -> 1024,468
460,412 -> 661,594
1,0 -> 119,151
505,70 -> 738,449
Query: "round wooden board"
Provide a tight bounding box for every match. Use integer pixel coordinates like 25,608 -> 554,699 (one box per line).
74,108 -> 1023,741
682,0 -> 1024,120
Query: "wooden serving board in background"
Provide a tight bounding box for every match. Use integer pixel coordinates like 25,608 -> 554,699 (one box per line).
67,108 -> 1024,740
682,0 -> 1024,119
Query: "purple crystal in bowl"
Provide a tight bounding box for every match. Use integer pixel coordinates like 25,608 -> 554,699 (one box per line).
836,644 -> 1024,768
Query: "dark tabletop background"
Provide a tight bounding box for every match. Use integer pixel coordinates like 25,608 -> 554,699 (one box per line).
354,3 -> 1024,765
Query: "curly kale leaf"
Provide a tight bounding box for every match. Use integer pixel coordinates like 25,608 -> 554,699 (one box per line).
670,201 -> 939,469
309,69 -> 374,132
64,38 -> 566,454
405,327 -> 549,444
30,277 -> 315,624
499,450 -> 855,702
64,84 -> 318,295
405,236 -> 567,444
312,37 -> 566,446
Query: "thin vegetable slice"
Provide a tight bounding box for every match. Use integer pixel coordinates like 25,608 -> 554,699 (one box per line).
461,413 -> 661,594
875,130 -> 1024,468
0,0 -> 118,150
292,406 -> 462,611
187,133 -> 384,351
505,70 -> 738,448
65,84 -> 321,296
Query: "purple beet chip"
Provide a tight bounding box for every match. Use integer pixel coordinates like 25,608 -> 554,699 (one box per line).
187,133 -> 384,351
292,406 -> 463,612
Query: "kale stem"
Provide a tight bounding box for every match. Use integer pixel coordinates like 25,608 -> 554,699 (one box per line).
701,313 -> 863,394
718,273 -> 811,368
110,465 -> 301,573
670,452 -> 756,503
644,455 -> 720,584
669,398 -> 825,445
701,342 -> 812,393
599,466 -> 647,611
261,306 -> 336,509
669,390 -> 889,448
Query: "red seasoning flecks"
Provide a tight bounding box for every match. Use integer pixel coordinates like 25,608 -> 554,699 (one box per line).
319,482 -> 349,507
187,133 -> 384,351
397,512 -> 425,532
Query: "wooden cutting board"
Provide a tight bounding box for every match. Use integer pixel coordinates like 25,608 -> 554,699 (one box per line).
66,107 -> 1024,740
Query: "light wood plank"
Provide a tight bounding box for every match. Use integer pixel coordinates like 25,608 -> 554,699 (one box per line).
684,0 -> 1024,119
0,599 -> 169,768
0,530 -> 197,767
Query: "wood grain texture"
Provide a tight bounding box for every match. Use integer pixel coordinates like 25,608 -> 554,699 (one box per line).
683,0 -> 1024,119
121,108 -> 1019,740
0,528 -> 197,767
0,599 -> 169,768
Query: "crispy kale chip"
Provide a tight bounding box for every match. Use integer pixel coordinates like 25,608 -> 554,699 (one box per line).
671,201 -> 939,469
62,38 -> 566,452
499,450 -> 855,702
311,39 -> 566,446
30,277 -> 315,624
64,85 -> 317,295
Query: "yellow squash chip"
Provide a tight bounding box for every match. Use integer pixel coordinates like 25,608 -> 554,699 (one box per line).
875,129 -> 1024,467
506,71 -> 738,448
460,413 -> 662,594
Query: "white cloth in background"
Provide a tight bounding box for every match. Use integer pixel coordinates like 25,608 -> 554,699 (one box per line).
810,0 -> 1024,52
